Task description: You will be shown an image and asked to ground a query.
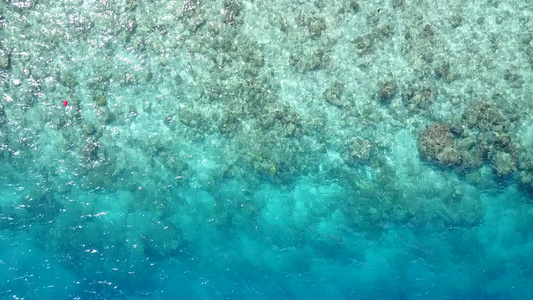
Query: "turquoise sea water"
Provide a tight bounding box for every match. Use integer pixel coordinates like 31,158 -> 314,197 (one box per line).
1,0 -> 533,299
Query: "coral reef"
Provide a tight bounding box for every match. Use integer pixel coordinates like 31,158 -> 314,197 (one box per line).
342,138 -> 375,166
419,102 -> 519,177
323,81 -> 345,107
377,80 -> 397,104
223,0 -> 243,25
0,49 -> 11,69
297,12 -> 327,39
418,123 -> 462,166
402,83 -> 436,112
290,48 -> 329,72
353,33 -> 375,54
464,102 -> 507,132
517,150 -> 533,195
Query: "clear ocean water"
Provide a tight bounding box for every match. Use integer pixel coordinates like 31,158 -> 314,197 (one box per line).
1,0 -> 532,299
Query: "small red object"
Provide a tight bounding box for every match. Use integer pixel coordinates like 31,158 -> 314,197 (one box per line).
63,100 -> 68,106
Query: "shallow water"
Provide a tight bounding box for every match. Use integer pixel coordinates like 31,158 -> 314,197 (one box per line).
1,0 -> 533,299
